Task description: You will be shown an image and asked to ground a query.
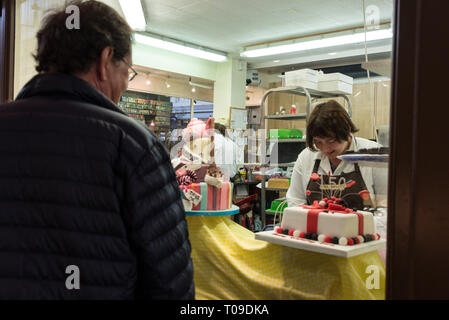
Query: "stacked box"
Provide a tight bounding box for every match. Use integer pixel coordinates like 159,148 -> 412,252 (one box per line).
284,68 -> 319,90
317,72 -> 353,94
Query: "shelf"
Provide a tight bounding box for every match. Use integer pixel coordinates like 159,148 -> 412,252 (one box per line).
267,138 -> 305,143
266,162 -> 296,167
264,86 -> 350,99
260,85 -> 353,229
233,181 -> 260,185
264,113 -> 307,120
265,187 -> 289,191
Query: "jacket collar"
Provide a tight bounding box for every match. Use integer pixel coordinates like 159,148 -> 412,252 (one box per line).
15,73 -> 127,116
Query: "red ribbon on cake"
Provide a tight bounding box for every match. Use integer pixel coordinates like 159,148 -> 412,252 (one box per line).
305,200 -> 365,235
306,209 -> 322,234
353,212 -> 364,236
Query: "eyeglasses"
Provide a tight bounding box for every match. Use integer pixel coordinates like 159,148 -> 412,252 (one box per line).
122,58 -> 138,82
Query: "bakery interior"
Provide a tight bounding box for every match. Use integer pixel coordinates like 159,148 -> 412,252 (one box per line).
2,0 -> 449,301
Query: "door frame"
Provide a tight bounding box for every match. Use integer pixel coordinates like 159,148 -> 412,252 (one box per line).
0,0 -> 15,103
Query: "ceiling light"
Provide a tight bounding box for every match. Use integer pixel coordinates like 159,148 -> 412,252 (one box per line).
188,78 -> 213,90
119,0 -> 146,31
241,28 -> 393,58
191,87 -> 196,93
166,82 -> 171,88
145,74 -> 151,85
273,60 -> 281,63
134,33 -> 227,62
146,79 -> 151,85
328,52 -> 337,55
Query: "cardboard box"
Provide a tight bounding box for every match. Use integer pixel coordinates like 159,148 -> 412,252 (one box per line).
284,68 -> 319,89
317,72 -> 353,94
317,72 -> 353,84
284,78 -> 318,90
285,68 -> 319,81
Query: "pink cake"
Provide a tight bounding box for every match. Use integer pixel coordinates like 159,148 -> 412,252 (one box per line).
174,117 -> 233,211
187,182 -> 233,210
276,198 -> 380,246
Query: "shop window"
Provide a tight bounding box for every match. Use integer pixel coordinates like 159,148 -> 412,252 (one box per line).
193,100 -> 213,121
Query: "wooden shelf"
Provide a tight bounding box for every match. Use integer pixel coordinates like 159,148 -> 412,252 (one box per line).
264,113 -> 307,120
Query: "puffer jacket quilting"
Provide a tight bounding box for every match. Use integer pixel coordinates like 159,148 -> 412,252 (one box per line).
0,73 -> 194,299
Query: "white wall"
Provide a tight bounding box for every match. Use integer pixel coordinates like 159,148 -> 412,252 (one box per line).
132,42 -> 218,81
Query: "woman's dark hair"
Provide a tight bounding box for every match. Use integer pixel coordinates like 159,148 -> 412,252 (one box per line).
306,100 -> 358,151
214,123 -> 227,136
34,0 -> 133,74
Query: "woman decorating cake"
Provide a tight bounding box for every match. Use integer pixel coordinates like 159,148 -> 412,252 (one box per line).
286,100 -> 387,209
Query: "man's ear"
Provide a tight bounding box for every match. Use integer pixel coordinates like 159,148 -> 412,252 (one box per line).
98,46 -> 114,81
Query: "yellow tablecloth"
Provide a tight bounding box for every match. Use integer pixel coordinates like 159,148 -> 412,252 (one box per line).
186,215 -> 385,300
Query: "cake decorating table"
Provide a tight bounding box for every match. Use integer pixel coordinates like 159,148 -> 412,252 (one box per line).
186,214 -> 386,300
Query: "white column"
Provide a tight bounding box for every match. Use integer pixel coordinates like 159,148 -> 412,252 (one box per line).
213,58 -> 247,124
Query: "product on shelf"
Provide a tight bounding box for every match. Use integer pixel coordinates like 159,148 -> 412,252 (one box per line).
267,178 -> 290,189
118,93 -> 172,132
277,198 -> 380,246
265,198 -> 288,214
269,129 -> 303,140
173,117 -> 233,211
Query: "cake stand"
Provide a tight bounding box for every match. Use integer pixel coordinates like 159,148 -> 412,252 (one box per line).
255,231 -> 386,258
185,204 -> 240,216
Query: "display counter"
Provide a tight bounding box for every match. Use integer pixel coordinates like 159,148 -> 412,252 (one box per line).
186,215 -> 385,300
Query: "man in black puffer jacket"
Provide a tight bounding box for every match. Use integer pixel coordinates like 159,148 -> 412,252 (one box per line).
0,0 -> 194,299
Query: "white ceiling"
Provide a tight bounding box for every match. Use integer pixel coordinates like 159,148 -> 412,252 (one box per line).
103,0 -> 394,73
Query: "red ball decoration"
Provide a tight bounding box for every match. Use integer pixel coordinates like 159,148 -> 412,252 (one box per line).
306,190 -> 311,196
288,229 -> 295,236
358,190 -> 370,200
354,237 -> 360,244
299,232 -> 306,238
324,236 -> 332,243
371,234 -> 377,240
347,238 -> 354,246
310,173 -> 320,180
275,227 -> 283,234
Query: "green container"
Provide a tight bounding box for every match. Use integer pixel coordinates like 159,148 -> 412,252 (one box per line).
269,129 -> 303,140
266,198 -> 288,214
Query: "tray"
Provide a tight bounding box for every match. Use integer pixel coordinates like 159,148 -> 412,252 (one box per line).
185,204 -> 240,216
255,231 -> 386,258
338,154 -> 388,162
338,154 -> 389,168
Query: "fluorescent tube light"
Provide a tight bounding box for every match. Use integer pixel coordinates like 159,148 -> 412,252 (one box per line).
188,80 -> 213,90
134,34 -> 227,62
241,29 -> 393,58
119,0 -> 146,31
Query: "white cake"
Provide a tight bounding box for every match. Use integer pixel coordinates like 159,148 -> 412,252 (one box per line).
276,198 -> 380,246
